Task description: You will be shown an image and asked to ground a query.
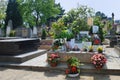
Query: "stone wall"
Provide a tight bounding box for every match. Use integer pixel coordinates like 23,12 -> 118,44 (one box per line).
47,52 -> 94,63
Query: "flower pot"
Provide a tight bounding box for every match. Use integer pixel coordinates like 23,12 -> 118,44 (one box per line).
98,51 -> 103,53
94,64 -> 104,70
67,73 -> 79,77
50,63 -> 57,67
67,64 -> 71,68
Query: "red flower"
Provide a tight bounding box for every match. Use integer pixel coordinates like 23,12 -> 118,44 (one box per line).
94,39 -> 100,45
71,66 -> 77,73
65,69 -> 70,74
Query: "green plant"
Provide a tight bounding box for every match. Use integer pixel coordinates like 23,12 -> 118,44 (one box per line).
89,46 -> 94,52
97,46 -> 103,53
66,57 -> 80,75
9,30 -> 16,37
67,57 -> 80,67
41,29 -> 47,39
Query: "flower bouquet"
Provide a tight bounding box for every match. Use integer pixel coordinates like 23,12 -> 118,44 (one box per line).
91,54 -> 107,70
48,53 -> 60,67
65,57 -> 80,77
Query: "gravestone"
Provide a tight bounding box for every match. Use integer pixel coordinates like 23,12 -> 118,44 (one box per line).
92,25 -> 99,34
15,27 -> 32,38
6,20 -> 13,37
32,26 -> 38,37
0,38 -> 40,55
0,28 -> 4,37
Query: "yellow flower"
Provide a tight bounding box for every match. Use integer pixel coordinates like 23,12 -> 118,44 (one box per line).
97,46 -> 103,53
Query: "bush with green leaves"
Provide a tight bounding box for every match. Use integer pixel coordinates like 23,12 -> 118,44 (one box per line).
41,29 -> 47,39
67,57 -> 80,67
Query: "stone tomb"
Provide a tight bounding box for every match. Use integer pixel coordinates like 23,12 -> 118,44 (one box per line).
47,51 -> 94,63
0,38 -> 40,55
0,38 -> 48,63
15,27 -> 32,38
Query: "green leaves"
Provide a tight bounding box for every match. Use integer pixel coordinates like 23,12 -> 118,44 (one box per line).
18,0 -> 60,27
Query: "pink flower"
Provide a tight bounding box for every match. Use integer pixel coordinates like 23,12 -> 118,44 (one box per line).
91,54 -> 107,69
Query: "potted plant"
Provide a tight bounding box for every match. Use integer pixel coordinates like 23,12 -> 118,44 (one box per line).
65,57 -> 80,77
97,46 -> 103,53
48,53 -> 60,67
67,57 -> 80,67
89,46 -> 94,52
91,54 -> 107,70
52,40 -> 62,51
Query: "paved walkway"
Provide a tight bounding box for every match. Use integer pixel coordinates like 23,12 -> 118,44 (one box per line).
0,67 -> 120,80
103,45 -> 120,69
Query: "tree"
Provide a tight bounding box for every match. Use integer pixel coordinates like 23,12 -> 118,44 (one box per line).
63,5 -> 94,35
46,3 -> 65,26
0,0 -> 7,28
95,11 -> 107,20
5,0 -> 23,29
93,14 -> 106,43
99,26 -> 104,43
18,0 -> 60,27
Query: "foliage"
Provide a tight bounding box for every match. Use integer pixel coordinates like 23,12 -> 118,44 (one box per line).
99,26 -> 104,43
18,0 -> 60,27
54,30 -> 74,41
52,18 -> 74,40
5,0 -> 23,29
66,57 -> 80,75
48,53 -> 60,63
46,3 -> 65,26
91,54 -> 107,69
95,11 -> 107,20
51,39 -> 63,51
52,18 -> 66,36
0,1 -> 6,28
41,29 -> 47,39
63,5 -> 94,35
67,57 -> 80,67
97,46 -> 103,53
9,30 -> 16,37
89,46 -> 94,52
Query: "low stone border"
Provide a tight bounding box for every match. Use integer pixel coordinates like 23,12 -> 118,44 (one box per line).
47,51 -> 94,63
114,46 -> 120,56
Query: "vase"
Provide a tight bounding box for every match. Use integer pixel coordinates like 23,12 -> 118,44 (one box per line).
50,62 -> 57,67
67,73 -> 79,77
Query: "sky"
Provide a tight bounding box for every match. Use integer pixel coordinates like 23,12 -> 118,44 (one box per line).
55,0 -> 120,20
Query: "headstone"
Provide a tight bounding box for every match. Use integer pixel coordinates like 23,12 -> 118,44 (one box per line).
32,26 -> 38,37
0,28 -> 3,37
92,25 -> 99,34
15,27 -> 32,38
6,20 -> 13,37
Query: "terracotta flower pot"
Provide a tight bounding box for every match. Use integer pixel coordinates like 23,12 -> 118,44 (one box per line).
94,64 -> 104,70
50,62 -> 57,67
